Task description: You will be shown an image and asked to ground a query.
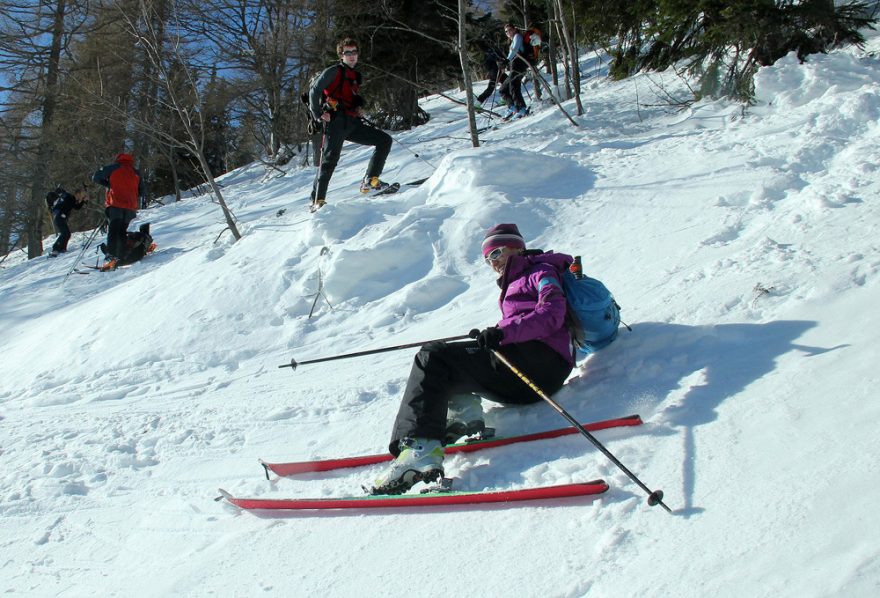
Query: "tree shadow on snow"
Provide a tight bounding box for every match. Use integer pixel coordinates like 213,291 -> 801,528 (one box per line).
490,319 -> 845,515
575,320 -> 846,514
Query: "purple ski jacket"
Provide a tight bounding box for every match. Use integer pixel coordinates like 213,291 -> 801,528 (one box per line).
495,251 -> 574,366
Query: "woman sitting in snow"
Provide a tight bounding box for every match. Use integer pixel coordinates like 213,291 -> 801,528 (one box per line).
371,223 -> 575,494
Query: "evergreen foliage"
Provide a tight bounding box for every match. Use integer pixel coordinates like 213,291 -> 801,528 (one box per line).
594,0 -> 876,100
330,0 -> 461,129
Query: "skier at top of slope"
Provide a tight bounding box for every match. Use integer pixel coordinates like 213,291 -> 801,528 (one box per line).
307,37 -> 393,211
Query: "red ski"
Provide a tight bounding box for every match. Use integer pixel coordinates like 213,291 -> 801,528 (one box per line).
217,480 -> 609,511
260,414 -> 642,477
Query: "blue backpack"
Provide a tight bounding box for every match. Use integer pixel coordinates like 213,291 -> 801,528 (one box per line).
561,268 -> 621,355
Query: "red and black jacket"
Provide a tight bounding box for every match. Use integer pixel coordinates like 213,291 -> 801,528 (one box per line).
92,153 -> 144,211
308,63 -> 365,119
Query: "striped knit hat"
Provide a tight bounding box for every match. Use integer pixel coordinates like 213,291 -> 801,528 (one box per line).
481,223 -> 526,257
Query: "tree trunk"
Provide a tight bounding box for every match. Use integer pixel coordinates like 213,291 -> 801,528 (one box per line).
545,0 -> 559,86
551,6 -> 571,100
554,0 -> 582,115
197,150 -> 241,240
26,0 -> 67,259
177,105 -> 241,239
161,143 -> 183,202
132,0 -> 169,203
0,182 -> 17,254
459,0 -> 480,147
567,2 -> 583,115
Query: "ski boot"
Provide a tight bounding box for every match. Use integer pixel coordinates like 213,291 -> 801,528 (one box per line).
369,437 -> 444,495
444,394 -> 486,444
360,176 -> 392,194
100,257 -> 119,272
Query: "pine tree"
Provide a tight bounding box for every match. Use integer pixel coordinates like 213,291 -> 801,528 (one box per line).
332,0 -> 461,129
0,0 -> 88,258
591,0 -> 875,100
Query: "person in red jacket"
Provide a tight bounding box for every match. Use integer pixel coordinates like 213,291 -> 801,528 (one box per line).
92,153 -> 145,270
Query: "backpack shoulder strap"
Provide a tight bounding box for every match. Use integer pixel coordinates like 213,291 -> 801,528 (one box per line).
325,65 -> 361,112
324,64 -> 345,98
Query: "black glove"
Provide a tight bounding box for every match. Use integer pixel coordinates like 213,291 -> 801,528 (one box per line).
470,327 -> 503,350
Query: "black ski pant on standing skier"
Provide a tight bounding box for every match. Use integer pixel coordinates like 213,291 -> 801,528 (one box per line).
388,339 -> 572,455
477,66 -> 507,104
311,112 -> 392,202
499,60 -> 528,111
51,210 -> 72,253
105,206 -> 136,259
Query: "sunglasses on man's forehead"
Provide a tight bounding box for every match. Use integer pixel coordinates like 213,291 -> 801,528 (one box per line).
341,50 -> 358,56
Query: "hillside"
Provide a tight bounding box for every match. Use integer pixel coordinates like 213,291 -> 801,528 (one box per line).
2,41 -> 880,597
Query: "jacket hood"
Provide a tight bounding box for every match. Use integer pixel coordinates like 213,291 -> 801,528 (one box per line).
115,153 -> 134,165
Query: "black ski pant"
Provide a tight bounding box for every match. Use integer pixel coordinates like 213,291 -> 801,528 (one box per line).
388,339 -> 572,455
500,63 -> 527,111
51,210 -> 71,253
477,68 -> 507,104
105,206 -> 136,260
311,113 -> 392,201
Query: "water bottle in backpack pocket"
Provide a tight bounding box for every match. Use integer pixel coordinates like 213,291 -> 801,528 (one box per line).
561,260 -> 621,355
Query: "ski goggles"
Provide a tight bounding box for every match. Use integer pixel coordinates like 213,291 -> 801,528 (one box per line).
484,247 -> 505,264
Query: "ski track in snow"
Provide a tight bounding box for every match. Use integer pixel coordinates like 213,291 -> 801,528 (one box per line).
2,38 -> 880,597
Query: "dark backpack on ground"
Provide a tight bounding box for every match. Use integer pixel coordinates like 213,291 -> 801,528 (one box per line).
101,223 -> 154,264
122,223 -> 154,264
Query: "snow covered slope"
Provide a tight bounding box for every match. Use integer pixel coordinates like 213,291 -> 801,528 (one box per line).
1,40 -> 879,597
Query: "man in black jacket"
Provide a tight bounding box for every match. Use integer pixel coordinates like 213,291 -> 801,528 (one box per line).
474,45 -> 507,109
307,38 -> 393,211
47,187 -> 87,257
